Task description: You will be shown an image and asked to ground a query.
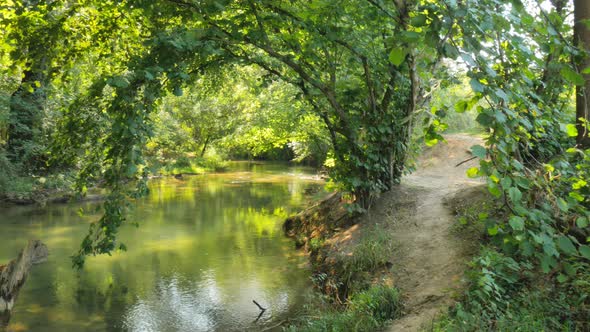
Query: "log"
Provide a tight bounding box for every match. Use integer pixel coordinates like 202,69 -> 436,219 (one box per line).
0,240 -> 48,327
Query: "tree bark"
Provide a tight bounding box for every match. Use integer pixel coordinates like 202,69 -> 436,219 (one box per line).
199,135 -> 210,157
575,0 -> 590,147
0,240 -> 48,328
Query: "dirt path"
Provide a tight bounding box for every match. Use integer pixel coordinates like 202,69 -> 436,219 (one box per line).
374,134 -> 484,331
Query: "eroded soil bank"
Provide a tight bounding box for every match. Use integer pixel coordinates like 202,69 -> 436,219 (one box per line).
285,134 -> 485,331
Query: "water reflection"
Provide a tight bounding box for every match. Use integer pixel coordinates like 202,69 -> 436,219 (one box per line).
0,163 -> 324,331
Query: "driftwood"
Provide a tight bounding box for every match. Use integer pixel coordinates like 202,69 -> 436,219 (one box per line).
0,240 -> 48,328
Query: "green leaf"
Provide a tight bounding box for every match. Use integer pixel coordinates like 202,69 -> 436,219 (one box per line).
389,48 -> 407,66
471,145 -> 487,159
583,66 -> 590,74
556,198 -> 569,212
488,182 -> 502,198
560,67 -> 585,86
508,187 -> 522,202
565,124 -> 578,137
576,217 -> 588,228
579,245 -> 590,260
410,14 -> 427,27
541,255 -> 557,273
557,235 -> 577,255
107,76 -> 130,88
487,225 -> 499,236
402,31 -> 421,42
470,78 -> 485,93
454,100 -> 468,113
570,191 -> 585,202
466,167 -> 479,178
173,86 -> 184,96
509,216 -> 525,231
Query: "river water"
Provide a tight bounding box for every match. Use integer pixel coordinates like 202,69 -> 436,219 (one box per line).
0,163 -> 324,331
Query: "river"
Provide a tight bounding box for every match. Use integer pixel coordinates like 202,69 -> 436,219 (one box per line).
0,163 -> 325,331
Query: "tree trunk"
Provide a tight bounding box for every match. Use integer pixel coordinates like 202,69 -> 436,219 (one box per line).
200,135 -> 210,157
575,0 -> 590,147
0,240 -> 48,328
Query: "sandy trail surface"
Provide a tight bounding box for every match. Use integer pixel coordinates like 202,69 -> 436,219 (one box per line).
377,134 -> 484,332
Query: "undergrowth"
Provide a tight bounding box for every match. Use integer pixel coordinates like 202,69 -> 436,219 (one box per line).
286,285 -> 402,332
286,218 -> 401,331
432,190 -> 590,331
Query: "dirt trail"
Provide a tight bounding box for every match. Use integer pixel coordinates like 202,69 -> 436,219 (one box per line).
376,134 -> 484,331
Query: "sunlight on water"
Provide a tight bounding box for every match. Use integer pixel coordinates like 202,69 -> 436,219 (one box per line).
0,163 -> 325,331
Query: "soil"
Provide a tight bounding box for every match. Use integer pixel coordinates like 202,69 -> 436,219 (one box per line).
378,133 -> 485,331
285,133 -> 488,331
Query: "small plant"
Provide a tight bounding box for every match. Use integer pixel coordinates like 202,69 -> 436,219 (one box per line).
308,237 -> 324,254
286,285 -> 402,332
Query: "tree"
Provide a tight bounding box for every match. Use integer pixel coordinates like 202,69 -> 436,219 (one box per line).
575,0 -> 590,147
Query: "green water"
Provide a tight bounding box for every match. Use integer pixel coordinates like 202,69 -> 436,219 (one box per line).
0,163 -> 324,331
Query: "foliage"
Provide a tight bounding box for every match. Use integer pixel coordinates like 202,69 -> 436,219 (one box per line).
286,285 -> 401,332
433,286 -> 583,332
309,223 -> 394,304
28,0 -> 458,262
433,187 -> 589,331
441,0 -> 590,287
427,78 -> 484,135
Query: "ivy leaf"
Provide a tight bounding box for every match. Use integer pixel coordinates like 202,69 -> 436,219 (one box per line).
580,245 -> 590,260
557,236 -> 577,255
389,48 -> 407,66
471,145 -> 487,159
509,216 -> 525,231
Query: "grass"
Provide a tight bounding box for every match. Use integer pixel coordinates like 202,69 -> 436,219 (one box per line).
286,285 -> 402,332
287,223 -> 400,331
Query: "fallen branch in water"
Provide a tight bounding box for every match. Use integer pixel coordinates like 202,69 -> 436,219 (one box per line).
252,299 -> 266,311
1,240 -> 48,327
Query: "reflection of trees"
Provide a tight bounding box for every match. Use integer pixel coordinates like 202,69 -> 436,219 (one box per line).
123,274 -> 222,332
4,166 -> 322,330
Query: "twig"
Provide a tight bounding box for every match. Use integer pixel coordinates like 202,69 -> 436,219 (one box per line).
252,300 -> 266,311
455,156 -> 477,167
260,320 -> 286,332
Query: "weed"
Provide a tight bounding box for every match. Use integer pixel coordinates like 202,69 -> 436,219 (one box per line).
286,285 -> 401,332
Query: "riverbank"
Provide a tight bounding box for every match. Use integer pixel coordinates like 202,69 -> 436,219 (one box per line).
0,164 -> 325,331
0,158 -> 279,207
284,134 -> 484,331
